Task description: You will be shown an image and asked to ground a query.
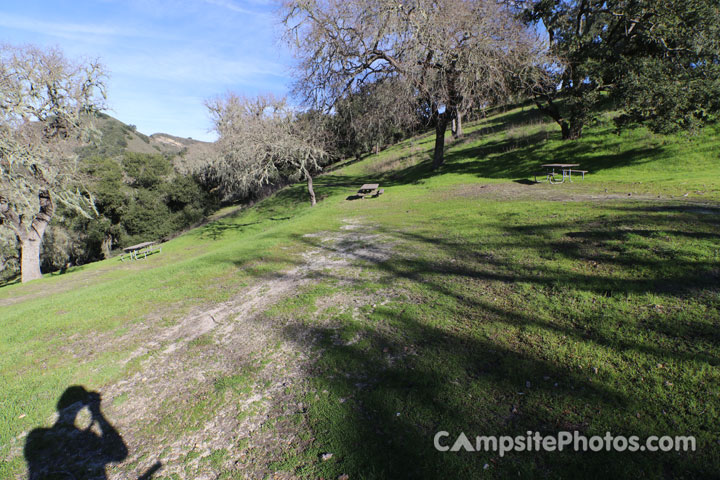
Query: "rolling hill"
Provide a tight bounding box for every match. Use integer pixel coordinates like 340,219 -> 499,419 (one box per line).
76,113 -> 212,168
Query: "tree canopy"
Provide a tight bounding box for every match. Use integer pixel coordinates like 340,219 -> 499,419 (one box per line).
282,0 -> 552,168
205,94 -> 329,206
522,0 -> 720,138
0,44 -> 107,282
327,78 -> 425,159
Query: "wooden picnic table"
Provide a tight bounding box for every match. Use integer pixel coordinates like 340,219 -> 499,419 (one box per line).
359,183 -> 379,192
536,164 -> 587,184
356,183 -> 384,199
121,241 -> 162,261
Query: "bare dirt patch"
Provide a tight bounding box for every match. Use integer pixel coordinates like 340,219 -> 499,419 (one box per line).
442,182 -> 667,202
9,219 -> 394,480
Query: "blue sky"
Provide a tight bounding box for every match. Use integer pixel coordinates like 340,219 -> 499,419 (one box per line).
0,0 -> 293,141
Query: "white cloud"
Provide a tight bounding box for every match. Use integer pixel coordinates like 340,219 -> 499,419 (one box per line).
203,0 -> 264,16
0,12 -> 160,41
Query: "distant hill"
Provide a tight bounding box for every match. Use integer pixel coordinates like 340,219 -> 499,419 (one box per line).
150,132 -> 204,149
77,113 -> 212,170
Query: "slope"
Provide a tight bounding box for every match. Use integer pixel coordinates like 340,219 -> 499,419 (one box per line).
0,105 -> 718,479
75,112 -> 211,163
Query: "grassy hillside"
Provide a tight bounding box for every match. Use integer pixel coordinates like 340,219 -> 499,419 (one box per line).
77,113 -> 211,162
1,106 -> 718,479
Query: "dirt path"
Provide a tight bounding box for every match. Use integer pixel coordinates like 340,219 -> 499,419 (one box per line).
11,219 -> 392,480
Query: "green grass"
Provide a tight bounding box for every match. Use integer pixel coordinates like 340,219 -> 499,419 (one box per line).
1,105 -> 719,478
276,200 -> 719,477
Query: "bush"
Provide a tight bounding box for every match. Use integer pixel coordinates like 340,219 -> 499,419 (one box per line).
38,152 -> 220,272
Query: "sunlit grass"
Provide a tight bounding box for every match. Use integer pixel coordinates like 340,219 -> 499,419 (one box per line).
1,105 -> 719,478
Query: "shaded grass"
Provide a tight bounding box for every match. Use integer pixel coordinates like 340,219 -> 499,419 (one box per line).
267,195 -> 720,478
1,104 -> 719,478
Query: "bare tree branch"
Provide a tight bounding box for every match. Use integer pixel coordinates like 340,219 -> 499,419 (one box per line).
204,94 -> 329,206
281,0 -> 555,167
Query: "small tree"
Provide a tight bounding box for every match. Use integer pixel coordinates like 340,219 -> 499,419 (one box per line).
206,94 -> 328,206
0,44 -> 106,282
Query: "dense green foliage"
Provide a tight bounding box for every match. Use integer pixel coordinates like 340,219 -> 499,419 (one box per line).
614,1 -> 720,133
523,0 -> 720,138
79,152 -> 217,258
0,109 -> 218,280
3,151 -> 217,277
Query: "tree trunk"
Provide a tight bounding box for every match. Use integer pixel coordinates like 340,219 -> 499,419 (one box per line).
16,190 -> 55,283
20,232 -> 43,283
565,119 -> 584,140
533,97 -> 582,140
101,234 -> 113,259
453,111 -> 464,139
307,175 -> 317,206
560,121 -> 571,140
432,113 -> 449,169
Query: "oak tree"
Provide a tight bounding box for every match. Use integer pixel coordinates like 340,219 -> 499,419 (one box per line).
0,44 -> 106,282
282,0 -> 550,168
521,0 -> 720,138
329,77 -> 423,159
205,94 -> 328,206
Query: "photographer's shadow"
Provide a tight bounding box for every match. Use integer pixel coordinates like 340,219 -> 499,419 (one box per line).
24,385 -> 143,480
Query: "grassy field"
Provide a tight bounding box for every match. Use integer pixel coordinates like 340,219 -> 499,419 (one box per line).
1,105 -> 719,479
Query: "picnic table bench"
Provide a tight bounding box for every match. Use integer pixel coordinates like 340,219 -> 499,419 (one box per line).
120,241 -> 162,261
535,164 -> 588,184
356,183 -> 384,198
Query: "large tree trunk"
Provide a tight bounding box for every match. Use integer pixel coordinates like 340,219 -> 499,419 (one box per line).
560,121 -> 571,139
0,190 -> 55,283
22,191 -> 54,282
20,232 -> 43,283
533,97 -> 583,140
432,113 -> 449,169
565,119 -> 584,140
307,175 -> 317,206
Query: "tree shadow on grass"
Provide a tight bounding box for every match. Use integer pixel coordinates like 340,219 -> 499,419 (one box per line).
266,205 -> 719,478
296,212 -> 720,365
197,220 -> 263,240
279,311 -> 641,478
197,213 -> 299,240
325,114 -> 668,190
220,121 -> 667,210
274,274 -> 714,477
384,130 -> 663,185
